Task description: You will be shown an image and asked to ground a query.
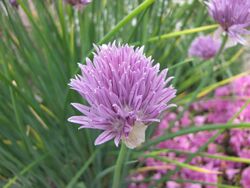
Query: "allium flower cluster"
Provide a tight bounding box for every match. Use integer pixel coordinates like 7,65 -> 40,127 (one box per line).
129,76 -> 250,187
188,36 -> 221,60
69,43 -> 176,149
206,0 -> 250,45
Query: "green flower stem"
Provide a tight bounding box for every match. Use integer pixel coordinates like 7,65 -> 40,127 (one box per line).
143,155 -> 219,174
142,149 -> 250,164
91,161 -> 137,188
66,150 -> 98,188
148,24 -> 218,42
168,58 -> 194,70
216,34 -> 229,59
170,179 -> 239,188
112,143 -> 127,188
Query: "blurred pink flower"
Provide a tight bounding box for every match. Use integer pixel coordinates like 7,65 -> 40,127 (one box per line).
188,36 -> 221,60
129,75 -> 250,187
241,167 -> 250,188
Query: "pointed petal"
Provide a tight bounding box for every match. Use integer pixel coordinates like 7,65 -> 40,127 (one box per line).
68,116 -> 89,124
71,103 -> 90,115
94,131 -> 116,145
114,134 -> 122,147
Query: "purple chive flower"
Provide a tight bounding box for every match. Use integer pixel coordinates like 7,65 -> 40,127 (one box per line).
206,0 -> 250,45
68,42 -> 176,149
188,36 -> 221,60
9,0 -> 18,8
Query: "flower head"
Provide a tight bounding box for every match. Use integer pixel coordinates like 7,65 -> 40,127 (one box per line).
9,0 -> 18,8
188,36 -> 221,60
206,0 -> 250,44
68,42 -> 176,149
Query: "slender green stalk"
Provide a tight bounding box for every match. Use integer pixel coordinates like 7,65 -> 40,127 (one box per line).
143,155 -> 220,174
215,34 -> 228,60
142,149 -> 250,164
148,24 -> 218,42
66,150 -> 98,188
171,179 -> 239,188
168,58 -> 194,70
112,143 -> 127,188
